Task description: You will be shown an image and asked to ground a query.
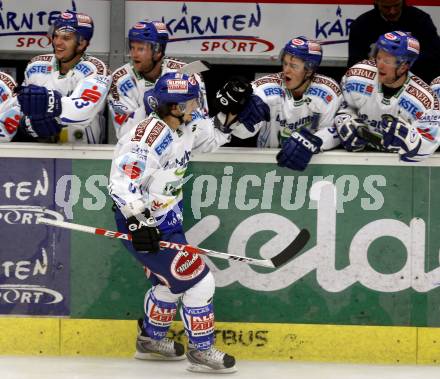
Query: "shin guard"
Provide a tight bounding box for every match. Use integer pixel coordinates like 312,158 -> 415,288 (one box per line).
181,302 -> 215,350
143,289 -> 178,340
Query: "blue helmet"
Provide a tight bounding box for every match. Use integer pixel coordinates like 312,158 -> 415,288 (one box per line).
281,37 -> 322,70
50,10 -> 94,42
128,20 -> 169,53
374,31 -> 419,67
146,72 -> 200,111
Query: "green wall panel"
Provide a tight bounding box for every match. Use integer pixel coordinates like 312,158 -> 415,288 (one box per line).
67,160 -> 440,327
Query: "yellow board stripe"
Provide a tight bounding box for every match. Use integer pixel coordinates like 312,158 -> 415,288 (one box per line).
1,317 -> 440,364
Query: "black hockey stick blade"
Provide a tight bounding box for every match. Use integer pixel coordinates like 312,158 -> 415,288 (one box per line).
357,125 -> 384,149
270,229 -> 310,268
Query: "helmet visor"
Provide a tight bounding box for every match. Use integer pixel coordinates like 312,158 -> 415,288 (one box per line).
177,98 -> 201,115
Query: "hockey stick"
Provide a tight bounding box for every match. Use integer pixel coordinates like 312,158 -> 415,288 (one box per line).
357,125 -> 384,149
178,60 -> 210,75
36,217 -> 310,268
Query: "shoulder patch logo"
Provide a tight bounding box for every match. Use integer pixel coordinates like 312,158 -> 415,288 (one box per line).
146,121 -> 167,146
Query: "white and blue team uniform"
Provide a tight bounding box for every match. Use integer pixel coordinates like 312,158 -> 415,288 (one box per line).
108,58 -> 208,139
109,107 -> 230,352
232,72 -> 342,150
0,72 -> 21,142
339,59 -> 440,160
22,53 -> 110,143
109,112 -> 229,238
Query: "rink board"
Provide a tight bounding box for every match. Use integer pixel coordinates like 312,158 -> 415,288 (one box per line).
2,145 -> 440,363
1,317 -> 440,364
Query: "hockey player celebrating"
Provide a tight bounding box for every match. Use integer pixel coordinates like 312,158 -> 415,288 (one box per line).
109,72 -> 236,373
108,20 -> 208,139
215,36 -> 342,171
15,10 -> 110,143
0,71 -> 21,142
335,31 -> 440,161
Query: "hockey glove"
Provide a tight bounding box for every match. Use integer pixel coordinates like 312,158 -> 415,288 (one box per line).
17,85 -> 62,118
214,77 -> 253,115
334,113 -> 368,152
381,114 -> 421,161
22,115 -> 63,139
276,128 -> 323,171
126,210 -> 160,252
237,95 -> 271,133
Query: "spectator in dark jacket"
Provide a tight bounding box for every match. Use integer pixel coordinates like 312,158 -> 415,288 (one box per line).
348,0 -> 440,83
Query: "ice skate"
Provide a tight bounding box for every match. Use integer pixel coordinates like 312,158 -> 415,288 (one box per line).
186,344 -> 237,373
134,319 -> 185,361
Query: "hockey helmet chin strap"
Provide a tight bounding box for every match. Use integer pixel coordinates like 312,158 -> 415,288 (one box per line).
288,69 -> 314,98
381,61 -> 408,89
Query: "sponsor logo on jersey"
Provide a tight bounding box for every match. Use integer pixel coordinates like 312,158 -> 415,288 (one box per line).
411,76 -> 432,92
406,85 -> 432,109
398,97 -> 423,119
344,81 -> 373,96
417,127 -> 435,141
263,86 -> 283,97
112,67 -> 128,84
27,65 -> 52,75
30,55 -> 53,63
87,57 -> 106,75
431,77 -> 440,86
0,73 -> 16,92
308,86 -> 333,103
3,115 -> 21,135
110,83 -> 120,101
166,59 -> 185,70
277,114 -> 312,131
254,74 -> 283,88
75,63 -> 92,77
130,145 -> 148,158
132,118 -> 153,142
0,86 -> 8,102
155,131 -> 173,155
171,251 -> 206,281
119,78 -> 135,96
313,75 -> 342,96
346,67 -> 376,80
120,157 -> 145,179
80,86 -> 101,103
146,121 -> 167,145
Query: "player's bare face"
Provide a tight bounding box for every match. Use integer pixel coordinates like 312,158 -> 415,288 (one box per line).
376,50 -> 406,85
130,41 -> 155,74
52,31 -> 78,62
376,0 -> 402,22
282,55 -> 307,90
